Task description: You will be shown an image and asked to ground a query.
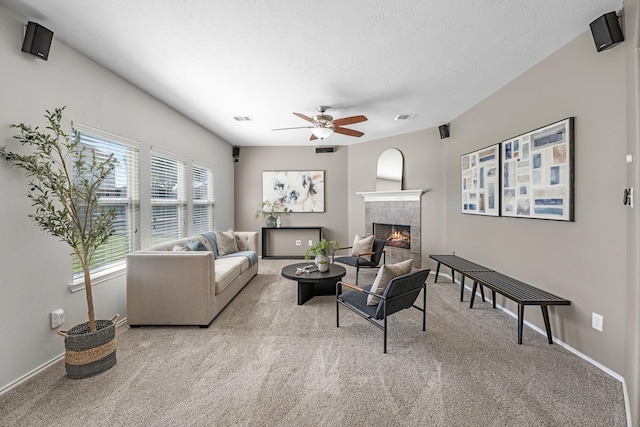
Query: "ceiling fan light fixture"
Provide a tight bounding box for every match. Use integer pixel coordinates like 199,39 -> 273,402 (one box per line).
311,127 -> 333,140
395,114 -> 417,120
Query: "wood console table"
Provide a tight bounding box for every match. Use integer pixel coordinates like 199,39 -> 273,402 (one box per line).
262,227 -> 322,259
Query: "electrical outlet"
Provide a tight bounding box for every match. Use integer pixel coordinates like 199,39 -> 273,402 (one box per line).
295,240 -> 301,246
308,240 -> 313,246
51,309 -> 65,328
592,312 -> 603,332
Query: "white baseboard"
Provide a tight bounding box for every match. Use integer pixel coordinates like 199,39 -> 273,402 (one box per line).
430,271 -> 631,427
0,316 -> 129,397
0,353 -> 65,396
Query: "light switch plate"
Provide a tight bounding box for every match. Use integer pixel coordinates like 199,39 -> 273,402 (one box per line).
592,312 -> 603,332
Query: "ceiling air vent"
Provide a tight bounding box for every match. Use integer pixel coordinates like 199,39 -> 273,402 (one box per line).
233,116 -> 253,121
395,114 -> 417,120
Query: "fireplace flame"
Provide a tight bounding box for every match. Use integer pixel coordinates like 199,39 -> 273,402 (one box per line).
373,223 -> 411,249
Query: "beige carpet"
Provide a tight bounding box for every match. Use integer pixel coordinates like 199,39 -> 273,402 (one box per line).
0,260 -> 627,426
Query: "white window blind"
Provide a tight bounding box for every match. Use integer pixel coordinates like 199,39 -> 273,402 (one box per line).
151,149 -> 187,245
71,124 -> 140,280
192,163 -> 215,234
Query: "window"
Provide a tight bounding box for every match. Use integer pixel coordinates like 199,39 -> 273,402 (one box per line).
151,149 -> 187,245
192,163 -> 215,234
71,123 -> 140,281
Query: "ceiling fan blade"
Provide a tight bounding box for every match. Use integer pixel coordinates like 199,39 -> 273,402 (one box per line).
332,115 -> 368,127
272,126 -> 315,131
310,134 -> 318,141
334,126 -> 364,137
293,112 -> 315,123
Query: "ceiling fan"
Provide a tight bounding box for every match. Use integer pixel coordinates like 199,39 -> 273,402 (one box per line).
272,105 -> 367,141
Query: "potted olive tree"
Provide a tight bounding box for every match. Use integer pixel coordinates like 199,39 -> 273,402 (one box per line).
0,107 -> 119,379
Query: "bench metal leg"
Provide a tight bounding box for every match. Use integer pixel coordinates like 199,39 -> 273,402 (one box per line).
517,304 -> 525,344
434,262 -> 441,283
492,290 -> 496,309
470,281 -> 477,308
479,284 -> 485,302
541,305 -> 553,344
459,275 -> 465,301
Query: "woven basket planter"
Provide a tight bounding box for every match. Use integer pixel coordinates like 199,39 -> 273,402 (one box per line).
58,314 -> 119,379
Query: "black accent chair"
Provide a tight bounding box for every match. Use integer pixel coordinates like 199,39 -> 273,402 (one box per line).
336,269 -> 430,353
332,238 -> 386,284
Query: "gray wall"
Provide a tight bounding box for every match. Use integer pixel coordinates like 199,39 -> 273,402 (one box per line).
2,0 -> 638,422
236,25 -> 633,395
233,145 -> 349,252
0,5 -> 235,391
624,0 -> 640,424
444,30 -> 627,372
346,29 -> 628,372
344,25 -> 633,417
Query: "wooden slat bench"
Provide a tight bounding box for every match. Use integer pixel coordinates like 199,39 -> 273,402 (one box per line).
429,254 -> 571,345
463,270 -> 571,344
429,254 -> 493,302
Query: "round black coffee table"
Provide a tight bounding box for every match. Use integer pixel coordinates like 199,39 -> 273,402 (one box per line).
281,262 -> 347,305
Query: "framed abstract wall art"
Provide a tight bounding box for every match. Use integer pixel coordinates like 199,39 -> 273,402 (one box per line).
262,170 -> 325,212
500,117 -> 574,221
461,143 -> 500,216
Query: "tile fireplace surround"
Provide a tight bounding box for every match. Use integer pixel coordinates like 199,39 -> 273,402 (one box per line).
358,190 -> 424,269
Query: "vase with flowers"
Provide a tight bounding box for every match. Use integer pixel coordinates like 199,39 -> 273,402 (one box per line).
254,199 -> 290,227
305,239 -> 339,272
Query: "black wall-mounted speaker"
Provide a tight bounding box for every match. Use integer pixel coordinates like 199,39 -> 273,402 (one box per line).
590,12 -> 624,52
439,124 -> 450,139
315,146 -> 335,153
21,22 -> 53,60
232,147 -> 240,157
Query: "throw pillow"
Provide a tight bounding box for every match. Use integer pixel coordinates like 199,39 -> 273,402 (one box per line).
216,228 -> 239,256
186,240 -> 208,252
199,231 -> 218,257
367,259 -> 414,305
172,244 -> 190,252
351,234 -> 374,262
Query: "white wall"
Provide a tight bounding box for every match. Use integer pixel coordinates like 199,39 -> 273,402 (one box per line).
0,5 -> 235,391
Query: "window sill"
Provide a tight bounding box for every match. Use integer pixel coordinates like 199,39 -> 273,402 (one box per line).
69,263 -> 126,293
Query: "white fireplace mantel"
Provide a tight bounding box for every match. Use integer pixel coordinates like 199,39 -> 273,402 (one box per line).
356,189 -> 425,202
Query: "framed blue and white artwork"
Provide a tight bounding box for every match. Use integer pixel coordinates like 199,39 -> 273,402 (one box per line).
500,117 -> 574,221
461,143 -> 500,216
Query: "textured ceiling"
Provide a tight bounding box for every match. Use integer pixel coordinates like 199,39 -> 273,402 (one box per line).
1,0 -> 623,146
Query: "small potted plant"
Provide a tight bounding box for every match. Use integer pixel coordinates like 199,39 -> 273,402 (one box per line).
255,199 -> 290,227
305,239 -> 339,271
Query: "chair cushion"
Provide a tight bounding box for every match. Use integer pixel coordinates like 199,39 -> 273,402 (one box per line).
340,285 -> 378,318
367,259 -> 413,305
351,234 -> 374,261
214,259 -> 241,294
333,256 -> 378,268
217,228 -> 239,256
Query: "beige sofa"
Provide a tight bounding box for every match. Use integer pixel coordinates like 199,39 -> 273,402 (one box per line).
126,231 -> 258,327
